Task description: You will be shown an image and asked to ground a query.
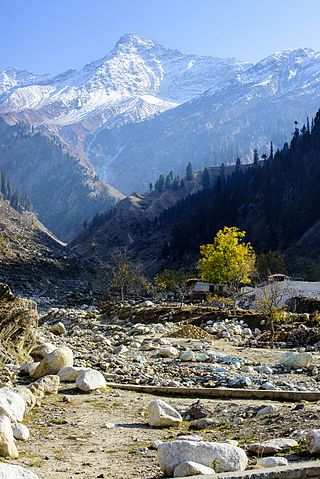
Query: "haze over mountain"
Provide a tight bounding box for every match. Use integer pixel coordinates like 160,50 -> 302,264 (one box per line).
0,120 -> 124,240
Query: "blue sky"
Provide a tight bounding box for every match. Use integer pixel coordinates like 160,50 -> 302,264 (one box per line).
2,0 -> 320,73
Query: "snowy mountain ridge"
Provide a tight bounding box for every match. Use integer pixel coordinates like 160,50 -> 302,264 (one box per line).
0,34 -> 250,128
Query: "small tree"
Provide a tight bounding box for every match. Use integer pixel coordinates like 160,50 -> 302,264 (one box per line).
256,281 -> 291,344
197,226 -> 256,291
111,250 -> 148,302
155,268 -> 192,307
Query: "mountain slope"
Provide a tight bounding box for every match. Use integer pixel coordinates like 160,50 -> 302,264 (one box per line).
71,163 -> 240,273
73,109 -> 320,279
0,120 -> 124,240
90,48 -> 320,193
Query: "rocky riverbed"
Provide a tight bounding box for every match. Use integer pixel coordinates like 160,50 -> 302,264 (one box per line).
2,300 -> 320,478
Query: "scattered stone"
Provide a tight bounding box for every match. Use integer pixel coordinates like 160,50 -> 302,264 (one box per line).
196,353 -> 209,362
256,405 -> 279,417
180,351 -> 194,361
186,401 -> 211,419
279,352 -> 313,369
306,429 -> 320,454
20,362 -> 40,377
12,424 -> 30,441
30,343 -> 57,361
76,369 -> 106,392
103,422 -> 116,429
257,366 -> 273,374
31,375 -> 60,395
32,346 -> 73,379
248,438 -> 298,455
178,435 -> 203,442
159,346 -> 180,359
261,382 -> 277,391
189,418 -> 215,430
173,461 -> 216,477
148,399 -> 182,427
49,322 -> 67,335
257,456 -> 288,468
113,345 -> 129,355
58,366 -> 86,383
0,416 -> 18,458
158,440 -> 248,475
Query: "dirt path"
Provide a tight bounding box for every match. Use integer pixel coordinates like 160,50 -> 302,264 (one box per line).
8,385 -> 320,479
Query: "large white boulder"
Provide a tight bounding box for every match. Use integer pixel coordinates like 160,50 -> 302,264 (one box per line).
0,389 -> 26,422
158,440 -> 248,475
0,464 -> 39,478
148,400 -> 182,427
58,366 -> 86,383
306,429 -> 320,454
32,346 -> 73,379
76,369 -> 106,392
0,416 -> 18,458
174,461 -> 216,477
279,352 -> 313,369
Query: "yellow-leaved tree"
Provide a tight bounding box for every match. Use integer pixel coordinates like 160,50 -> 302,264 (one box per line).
197,226 -> 256,290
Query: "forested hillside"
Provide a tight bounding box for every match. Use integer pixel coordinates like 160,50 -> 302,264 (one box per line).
158,113 -> 320,277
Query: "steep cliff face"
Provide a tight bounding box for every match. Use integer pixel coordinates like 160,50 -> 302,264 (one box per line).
0,121 -> 124,240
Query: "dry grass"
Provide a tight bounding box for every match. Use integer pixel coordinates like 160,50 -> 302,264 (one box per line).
0,286 -> 38,365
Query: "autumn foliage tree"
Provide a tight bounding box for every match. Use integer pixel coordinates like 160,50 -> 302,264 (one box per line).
197,226 -> 256,290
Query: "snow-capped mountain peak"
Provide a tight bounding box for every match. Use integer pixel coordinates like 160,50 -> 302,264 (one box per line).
0,34 -> 250,128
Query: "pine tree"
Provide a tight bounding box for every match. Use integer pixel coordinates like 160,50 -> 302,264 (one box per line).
165,174 -> 172,189
201,167 -> 210,189
155,174 -> 165,193
186,162 -> 193,181
253,148 -> 259,167
269,142 -> 274,160
172,176 -> 179,190
235,158 -> 241,173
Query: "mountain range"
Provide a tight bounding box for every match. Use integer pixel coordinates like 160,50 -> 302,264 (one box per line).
1,34 -> 320,235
